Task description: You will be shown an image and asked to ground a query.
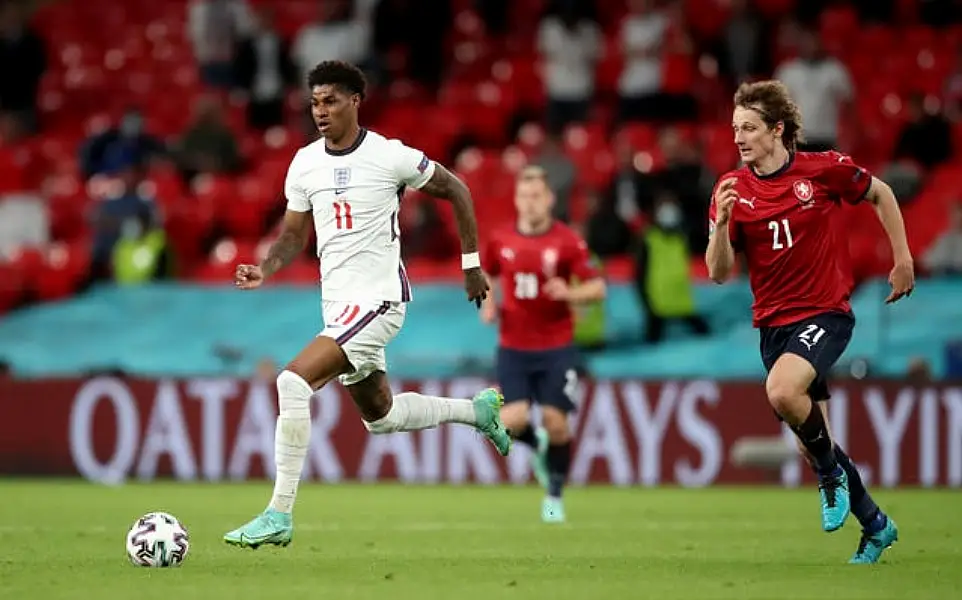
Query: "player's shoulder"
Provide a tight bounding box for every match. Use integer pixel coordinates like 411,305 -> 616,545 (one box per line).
715,166 -> 752,188
361,129 -> 415,155
291,137 -> 327,163
794,149 -> 856,171
549,221 -> 587,246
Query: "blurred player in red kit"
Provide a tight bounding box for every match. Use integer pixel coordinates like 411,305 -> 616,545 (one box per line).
480,166 -> 607,523
707,81 -> 915,564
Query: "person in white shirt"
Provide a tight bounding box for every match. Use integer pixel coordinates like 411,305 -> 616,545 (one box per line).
774,28 -> 853,151
537,5 -> 601,133
223,61 -> 511,549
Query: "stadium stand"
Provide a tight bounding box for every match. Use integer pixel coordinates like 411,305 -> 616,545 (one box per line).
1,0 -> 960,378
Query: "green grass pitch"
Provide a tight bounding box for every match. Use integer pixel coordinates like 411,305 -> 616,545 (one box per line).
0,481 -> 959,599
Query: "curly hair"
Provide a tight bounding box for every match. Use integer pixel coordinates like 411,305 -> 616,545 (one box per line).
733,80 -> 804,151
307,61 -> 367,99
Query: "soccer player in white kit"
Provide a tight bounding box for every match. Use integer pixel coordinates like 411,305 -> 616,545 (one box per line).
224,61 -> 511,549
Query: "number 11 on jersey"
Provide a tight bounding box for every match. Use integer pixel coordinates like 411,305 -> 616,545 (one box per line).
333,201 -> 353,229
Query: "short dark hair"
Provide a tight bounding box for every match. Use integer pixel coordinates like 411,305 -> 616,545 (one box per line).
307,61 -> 367,100
734,80 -> 804,151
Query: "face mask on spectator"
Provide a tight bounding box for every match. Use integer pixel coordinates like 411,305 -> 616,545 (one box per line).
655,203 -> 682,229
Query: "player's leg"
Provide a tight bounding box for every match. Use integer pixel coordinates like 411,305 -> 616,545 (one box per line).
764,312 -> 855,532
497,347 -> 550,486
793,399 -> 899,563
532,348 -> 579,524
224,335 -> 351,548
344,369 -> 509,455
339,302 -> 510,454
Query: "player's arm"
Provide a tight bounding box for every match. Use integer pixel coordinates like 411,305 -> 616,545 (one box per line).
544,236 -> 607,303
419,164 -> 480,256
479,274 -> 498,323
864,176 -> 915,302
705,177 -> 737,284
260,209 -> 312,278
564,277 -> 606,303
418,163 -> 489,305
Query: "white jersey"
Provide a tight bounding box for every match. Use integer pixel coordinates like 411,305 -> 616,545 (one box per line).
284,128 -> 436,302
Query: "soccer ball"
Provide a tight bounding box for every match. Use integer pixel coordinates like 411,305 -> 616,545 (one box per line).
125,512 -> 190,567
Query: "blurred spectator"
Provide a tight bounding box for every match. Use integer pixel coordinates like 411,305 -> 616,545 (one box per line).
893,94 -> 952,170
774,27 -> 853,151
188,0 -> 252,89
89,165 -> 160,281
79,108 -> 167,180
921,202 -> 962,275
617,0 -> 668,121
584,189 -> 632,258
174,95 -> 242,183
233,6 -> 297,130
0,191 -> 47,257
537,2 -> 601,133
371,0 -> 449,88
716,0 -> 770,86
293,0 -> 370,84
605,137 -> 656,222
0,0 -> 46,138
111,209 -> 170,285
656,127 -> 713,252
532,133 -> 576,222
399,196 -> 457,260
634,192 -> 709,343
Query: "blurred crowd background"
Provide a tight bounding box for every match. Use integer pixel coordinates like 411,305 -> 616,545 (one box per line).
0,0 -> 961,381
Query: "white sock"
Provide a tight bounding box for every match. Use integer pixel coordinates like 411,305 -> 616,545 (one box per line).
363,391 -> 476,433
268,370 -> 313,514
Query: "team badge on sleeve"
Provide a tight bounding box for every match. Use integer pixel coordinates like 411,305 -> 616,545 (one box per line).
417,154 -> 430,173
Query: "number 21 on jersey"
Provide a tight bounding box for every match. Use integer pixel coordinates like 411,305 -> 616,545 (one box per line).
768,218 -> 794,250
333,200 -> 353,229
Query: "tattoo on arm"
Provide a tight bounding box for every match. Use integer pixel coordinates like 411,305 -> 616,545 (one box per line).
261,230 -> 304,278
419,164 -> 479,254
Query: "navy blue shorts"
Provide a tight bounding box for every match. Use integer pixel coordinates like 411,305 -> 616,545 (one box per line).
496,346 -> 580,413
759,310 -> 855,402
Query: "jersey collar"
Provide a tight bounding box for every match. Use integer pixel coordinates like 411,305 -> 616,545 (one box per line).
750,151 -> 795,180
325,128 -> 367,156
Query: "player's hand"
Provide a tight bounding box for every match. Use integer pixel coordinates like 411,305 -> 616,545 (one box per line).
543,277 -> 570,301
713,177 -> 738,226
885,260 -> 915,304
479,300 -> 497,324
235,264 -> 264,290
464,267 -> 489,308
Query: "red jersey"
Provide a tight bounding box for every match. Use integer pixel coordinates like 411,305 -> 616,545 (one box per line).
708,151 -> 872,327
483,221 -> 600,350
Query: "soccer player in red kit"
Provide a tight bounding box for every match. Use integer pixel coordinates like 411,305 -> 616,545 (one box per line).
481,166 -> 606,523
707,81 -> 915,564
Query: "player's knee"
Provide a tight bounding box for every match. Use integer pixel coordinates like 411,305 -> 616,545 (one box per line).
275,370 -> 313,418
541,408 -> 570,443
363,415 -> 398,434
500,401 -> 530,431
765,376 -> 805,416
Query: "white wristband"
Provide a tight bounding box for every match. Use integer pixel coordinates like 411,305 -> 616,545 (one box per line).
461,252 -> 481,270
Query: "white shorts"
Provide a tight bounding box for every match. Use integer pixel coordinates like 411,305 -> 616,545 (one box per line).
319,299 -> 406,386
